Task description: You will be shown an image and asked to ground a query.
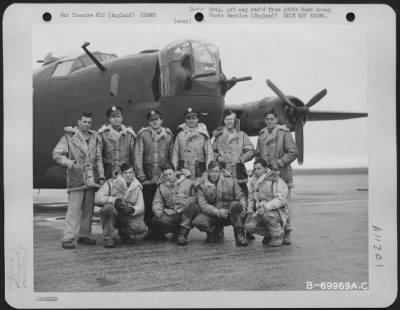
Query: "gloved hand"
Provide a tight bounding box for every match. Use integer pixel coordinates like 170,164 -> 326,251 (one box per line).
114,199 -> 134,215
120,206 -> 135,216
218,208 -> 229,219
114,198 -> 125,210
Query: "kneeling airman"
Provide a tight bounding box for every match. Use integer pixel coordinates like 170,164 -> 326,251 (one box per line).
192,161 -> 248,246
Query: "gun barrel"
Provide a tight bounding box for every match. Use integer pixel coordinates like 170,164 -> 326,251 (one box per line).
234,76 -> 252,82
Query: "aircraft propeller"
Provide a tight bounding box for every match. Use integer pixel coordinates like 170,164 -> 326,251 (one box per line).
265,79 -> 328,165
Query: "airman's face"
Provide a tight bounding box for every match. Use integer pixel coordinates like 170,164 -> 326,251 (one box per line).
148,117 -> 163,130
109,113 -> 123,127
254,163 -> 267,178
78,116 -> 92,133
208,166 -> 221,183
121,168 -> 134,183
185,115 -> 199,128
163,169 -> 177,183
264,113 -> 278,129
224,114 -> 236,129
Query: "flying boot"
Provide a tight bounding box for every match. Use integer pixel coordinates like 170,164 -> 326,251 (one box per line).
234,227 -> 248,246
177,226 -> 190,246
77,237 -> 96,245
144,225 -> 167,241
283,230 -> 292,245
61,240 -> 75,249
246,232 -> 255,240
262,235 -> 271,245
104,238 -> 116,248
214,223 -> 224,240
268,233 -> 284,247
205,231 -> 218,243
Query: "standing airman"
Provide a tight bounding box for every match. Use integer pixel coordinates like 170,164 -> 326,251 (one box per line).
213,110 -> 255,196
172,107 -> 214,178
52,112 -> 105,249
134,110 -> 174,228
98,106 -> 136,179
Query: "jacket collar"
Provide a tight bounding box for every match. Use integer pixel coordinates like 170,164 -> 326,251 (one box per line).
164,172 -> 186,188
64,126 -> 96,155
255,170 -> 279,184
203,169 -> 231,187
64,126 -> 96,136
98,124 -> 136,136
159,168 -> 191,186
178,122 -> 210,138
114,174 -> 142,195
259,124 -> 290,136
137,126 -> 173,137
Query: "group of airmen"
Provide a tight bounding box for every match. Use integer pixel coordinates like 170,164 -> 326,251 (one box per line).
53,105 -> 298,249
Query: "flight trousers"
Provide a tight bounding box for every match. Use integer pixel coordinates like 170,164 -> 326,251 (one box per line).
285,188 -> 293,232
100,203 -> 148,240
62,189 -> 95,242
192,201 -> 244,233
244,208 -> 288,238
142,184 -> 158,228
152,203 -> 200,234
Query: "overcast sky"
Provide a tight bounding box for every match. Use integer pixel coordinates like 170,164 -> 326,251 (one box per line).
33,24 -> 368,169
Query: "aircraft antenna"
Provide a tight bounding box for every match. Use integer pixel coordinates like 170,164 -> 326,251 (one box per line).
81,42 -> 106,72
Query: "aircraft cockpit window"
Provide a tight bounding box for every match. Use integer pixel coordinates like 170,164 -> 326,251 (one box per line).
100,54 -> 112,61
51,60 -> 74,77
80,55 -> 94,67
110,74 -> 119,96
192,42 -> 218,76
79,53 -> 116,66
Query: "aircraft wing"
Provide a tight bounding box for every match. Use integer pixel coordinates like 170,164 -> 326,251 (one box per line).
307,110 -> 368,121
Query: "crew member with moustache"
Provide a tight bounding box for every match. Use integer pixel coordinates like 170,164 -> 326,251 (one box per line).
255,111 -> 298,244
172,107 -> 214,179
95,163 -> 148,248
192,161 -> 248,246
52,112 -> 105,249
134,110 -> 174,228
149,162 -> 199,245
98,106 -> 136,179
213,110 -> 255,197
244,159 -> 290,247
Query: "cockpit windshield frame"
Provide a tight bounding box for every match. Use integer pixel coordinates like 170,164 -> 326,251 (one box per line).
159,39 -> 220,97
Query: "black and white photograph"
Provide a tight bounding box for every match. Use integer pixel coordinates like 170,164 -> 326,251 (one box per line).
3,3 -> 397,308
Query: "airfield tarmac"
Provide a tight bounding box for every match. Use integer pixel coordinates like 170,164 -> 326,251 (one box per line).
33,172 -> 368,291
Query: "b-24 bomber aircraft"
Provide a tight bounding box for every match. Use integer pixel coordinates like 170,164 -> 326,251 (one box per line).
33,39 -> 367,188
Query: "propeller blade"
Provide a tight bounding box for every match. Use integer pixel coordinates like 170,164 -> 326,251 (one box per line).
266,79 -> 298,109
307,110 -> 368,121
306,89 -> 327,108
295,121 -> 304,165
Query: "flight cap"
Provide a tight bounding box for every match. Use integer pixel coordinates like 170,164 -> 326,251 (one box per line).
146,110 -> 162,120
184,107 -> 199,118
120,163 -> 133,173
106,105 -> 123,117
160,161 -> 175,172
208,160 -> 221,171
